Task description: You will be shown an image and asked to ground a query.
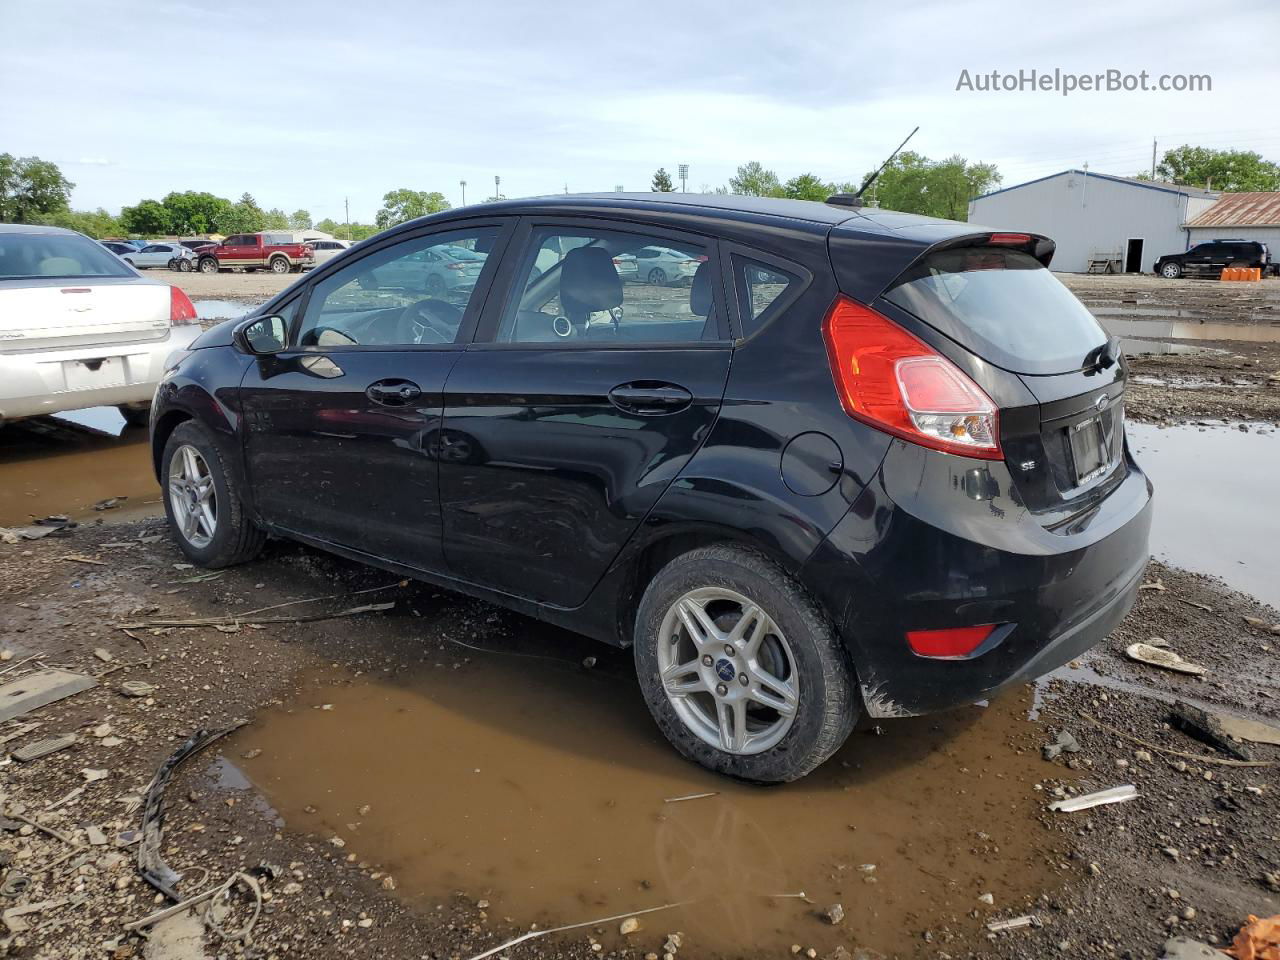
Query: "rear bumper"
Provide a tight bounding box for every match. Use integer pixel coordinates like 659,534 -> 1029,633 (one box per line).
0,327 -> 200,422
801,440 -> 1153,717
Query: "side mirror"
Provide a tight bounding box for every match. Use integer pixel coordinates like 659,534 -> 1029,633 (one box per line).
234,314 -> 289,355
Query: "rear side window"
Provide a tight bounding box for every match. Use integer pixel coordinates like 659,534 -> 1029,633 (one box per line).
0,232 -> 134,279
883,247 -> 1107,376
495,227 -> 718,344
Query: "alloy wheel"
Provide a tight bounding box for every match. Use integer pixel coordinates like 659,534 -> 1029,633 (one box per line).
168,444 -> 217,548
656,587 -> 799,755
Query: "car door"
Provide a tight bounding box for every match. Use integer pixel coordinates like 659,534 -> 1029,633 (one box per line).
134,244 -> 164,268
438,218 -> 733,607
238,221 -> 513,570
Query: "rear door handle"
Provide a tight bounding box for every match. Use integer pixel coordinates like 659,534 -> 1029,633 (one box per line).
366,379 -> 421,406
608,382 -> 693,416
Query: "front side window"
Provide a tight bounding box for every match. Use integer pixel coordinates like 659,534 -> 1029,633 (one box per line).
295,227 -> 499,348
496,228 -> 716,344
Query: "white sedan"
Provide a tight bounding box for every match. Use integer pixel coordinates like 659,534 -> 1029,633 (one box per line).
0,224 -> 203,426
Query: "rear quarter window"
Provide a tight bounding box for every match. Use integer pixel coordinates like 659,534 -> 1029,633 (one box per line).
883,247 -> 1107,376
733,257 -> 803,339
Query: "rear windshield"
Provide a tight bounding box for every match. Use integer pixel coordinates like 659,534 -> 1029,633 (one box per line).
0,232 -> 134,280
884,247 -> 1107,375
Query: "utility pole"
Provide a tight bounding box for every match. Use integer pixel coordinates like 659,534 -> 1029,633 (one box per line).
678,164 -> 689,192
460,180 -> 467,206
1151,139 -> 1157,180
344,197 -> 350,241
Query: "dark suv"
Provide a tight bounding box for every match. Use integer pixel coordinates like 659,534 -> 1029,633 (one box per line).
1154,239 -> 1272,278
150,194 -> 1152,782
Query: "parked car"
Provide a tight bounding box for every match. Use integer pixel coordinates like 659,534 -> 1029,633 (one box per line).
0,224 -> 201,427
196,233 -> 314,274
305,238 -> 350,268
631,245 -> 704,285
100,240 -> 135,257
1154,239 -> 1272,278
150,194 -> 1151,783
361,242 -> 486,298
120,242 -> 195,272
178,238 -> 218,254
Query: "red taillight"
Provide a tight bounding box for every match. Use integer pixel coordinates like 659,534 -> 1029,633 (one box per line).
907,624 -> 996,658
822,296 -> 1001,460
169,285 -> 198,326
446,262 -> 466,270
987,232 -> 1032,246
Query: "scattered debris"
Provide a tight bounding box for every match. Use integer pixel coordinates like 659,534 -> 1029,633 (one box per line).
822,903 -> 845,924
1047,784 -> 1138,813
116,600 -> 397,631
11,732 -> 76,762
581,656 -> 597,669
977,893 -> 994,906
1176,597 -> 1213,613
92,648 -> 114,663
0,872 -> 30,898
987,915 -> 1042,933
0,667 -> 96,723
92,496 -> 127,511
1124,642 -> 1207,676
1170,701 -> 1255,760
58,553 -> 107,566
81,768 -> 108,782
1162,936 -> 1227,959
1243,616 -> 1280,635
619,917 -> 640,935
119,679 -> 155,698
462,901 -> 692,960
1042,730 -> 1080,760
85,824 -> 107,846
1225,914 -> 1280,960
1078,711 -> 1276,768
663,792 -> 718,804
138,723 -> 247,900
1139,579 -> 1167,592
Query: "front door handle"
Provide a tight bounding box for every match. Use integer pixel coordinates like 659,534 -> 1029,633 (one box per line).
608,381 -> 694,416
366,379 -> 421,406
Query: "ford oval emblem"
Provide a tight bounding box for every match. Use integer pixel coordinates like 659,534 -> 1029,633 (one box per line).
1095,394 -> 1107,412
715,659 -> 736,682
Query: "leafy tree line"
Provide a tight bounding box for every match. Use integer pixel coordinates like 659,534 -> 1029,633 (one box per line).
1136,145 -> 1280,192
664,156 -> 1004,221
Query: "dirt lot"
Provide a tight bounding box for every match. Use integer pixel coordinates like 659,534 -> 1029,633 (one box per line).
2,516 -> 1278,960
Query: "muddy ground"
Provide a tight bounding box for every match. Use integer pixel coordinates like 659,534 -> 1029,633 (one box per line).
2,519 -> 1278,960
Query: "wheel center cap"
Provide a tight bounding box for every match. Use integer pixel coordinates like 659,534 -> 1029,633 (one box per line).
714,658 -> 736,683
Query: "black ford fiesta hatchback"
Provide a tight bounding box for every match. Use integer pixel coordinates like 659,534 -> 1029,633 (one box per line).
151,193 -> 1151,782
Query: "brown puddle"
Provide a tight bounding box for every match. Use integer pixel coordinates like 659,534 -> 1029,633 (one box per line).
0,410 -> 160,527
228,643 -> 1057,957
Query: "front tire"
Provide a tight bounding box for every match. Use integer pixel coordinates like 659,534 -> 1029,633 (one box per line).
647,267 -> 667,285
1160,262 -> 1182,279
633,545 -> 858,783
162,421 -> 265,568
198,258 -> 218,274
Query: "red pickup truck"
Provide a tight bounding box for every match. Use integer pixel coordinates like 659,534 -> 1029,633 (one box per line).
196,233 -> 315,275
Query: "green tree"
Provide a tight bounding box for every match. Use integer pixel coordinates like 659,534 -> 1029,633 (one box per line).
37,207 -> 122,238
374,189 -> 451,229
289,209 -> 313,229
159,191 -> 232,234
782,173 -> 833,202
0,154 -> 75,223
1153,146 -> 1280,191
120,199 -> 173,235
262,207 -> 290,230
651,167 -> 675,192
728,161 -> 784,197
867,153 -> 1001,221
220,193 -> 266,234
315,216 -> 377,242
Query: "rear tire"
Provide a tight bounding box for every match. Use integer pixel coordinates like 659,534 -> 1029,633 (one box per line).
161,421 -> 265,568
633,544 -> 858,783
269,257 -> 289,274
647,267 -> 667,285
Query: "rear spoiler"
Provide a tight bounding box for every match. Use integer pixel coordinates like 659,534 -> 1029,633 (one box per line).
828,219 -> 1056,305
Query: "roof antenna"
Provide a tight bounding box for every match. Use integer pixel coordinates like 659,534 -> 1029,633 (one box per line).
826,126 -> 919,208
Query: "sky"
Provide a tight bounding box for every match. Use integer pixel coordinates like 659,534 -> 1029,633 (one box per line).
3,0 -> 1279,223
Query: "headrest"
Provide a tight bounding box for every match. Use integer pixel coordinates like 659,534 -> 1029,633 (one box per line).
561,247 -> 622,317
39,257 -> 81,276
690,260 -> 713,317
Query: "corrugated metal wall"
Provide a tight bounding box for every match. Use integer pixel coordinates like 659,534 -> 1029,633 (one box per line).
968,172 -> 1194,273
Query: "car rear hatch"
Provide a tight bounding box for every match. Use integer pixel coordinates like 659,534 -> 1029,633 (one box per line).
0,278 -> 172,353
874,234 -> 1127,527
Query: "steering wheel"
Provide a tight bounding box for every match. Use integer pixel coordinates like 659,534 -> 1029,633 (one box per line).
398,299 -> 460,345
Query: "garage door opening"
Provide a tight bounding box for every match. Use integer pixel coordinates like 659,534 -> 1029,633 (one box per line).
1125,238 -> 1145,273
